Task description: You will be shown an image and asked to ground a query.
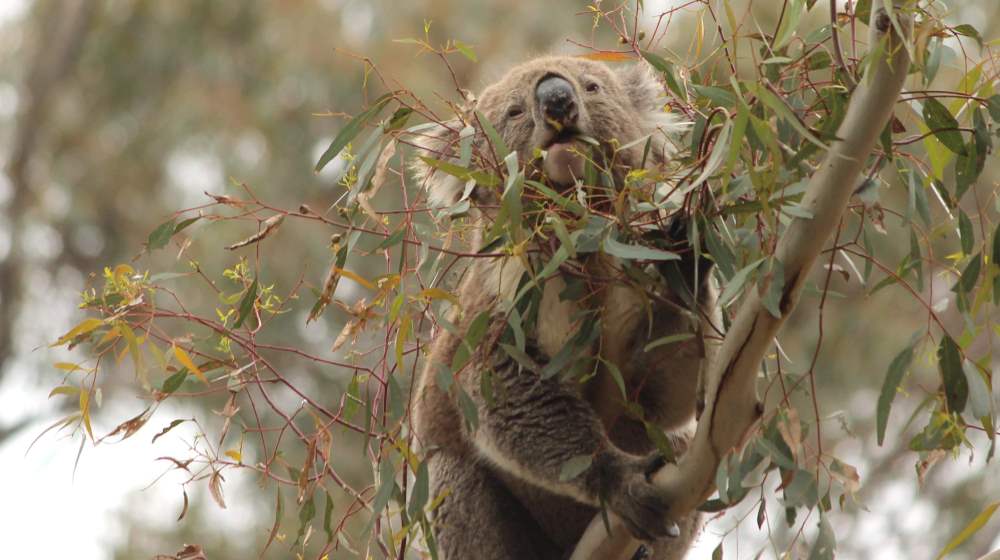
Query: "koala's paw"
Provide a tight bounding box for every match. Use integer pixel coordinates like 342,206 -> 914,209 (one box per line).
601,453 -> 680,542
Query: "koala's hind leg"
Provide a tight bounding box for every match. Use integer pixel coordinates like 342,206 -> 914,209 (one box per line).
429,450 -> 560,560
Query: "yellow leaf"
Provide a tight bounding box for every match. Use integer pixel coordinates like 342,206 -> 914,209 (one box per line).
936,502 -> 999,559
54,362 -> 88,373
98,326 -> 121,346
577,52 -> 634,62
80,390 -> 94,439
416,288 -> 460,306
48,385 -> 80,398
113,264 -> 135,281
334,267 -> 376,290
224,449 -> 242,462
51,318 -> 104,347
395,314 -> 412,368
172,345 -> 207,383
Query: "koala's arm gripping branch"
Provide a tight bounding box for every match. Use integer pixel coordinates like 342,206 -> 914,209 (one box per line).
461,349 -> 634,506
571,5 -> 914,559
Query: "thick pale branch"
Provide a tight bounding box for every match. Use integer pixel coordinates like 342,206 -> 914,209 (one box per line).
571,4 -> 913,559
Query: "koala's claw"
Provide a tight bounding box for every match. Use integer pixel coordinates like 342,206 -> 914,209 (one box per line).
614,474 -> 680,542
642,453 -> 667,481
630,544 -> 651,560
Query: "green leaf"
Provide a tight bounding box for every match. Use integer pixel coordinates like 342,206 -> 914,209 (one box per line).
993,223 -> 1000,305
987,95 -> 1000,122
935,502 -> 1000,560
161,369 -> 188,395
746,82 -> 827,151
924,37 -> 943,85
476,110 -> 509,161
952,24 -> 983,48
952,253 -> 982,295
603,234 -> 679,261
761,258 -> 785,319
644,333 -> 695,352
955,140 -> 981,201
294,496 -> 316,546
719,258 -> 766,306
958,210 -> 975,255
315,92 -> 394,172
233,278 -> 258,329
363,460 -> 396,537
692,85 -> 737,107
877,345 -> 913,445
938,335 -> 968,415
174,216 -> 200,235
148,219 -> 177,251
600,358 -> 628,400
922,98 -> 966,155
407,460 -> 430,519
454,40 -> 477,62
640,51 -> 685,99
772,0 -> 805,50
808,515 -> 837,560
964,362 -> 993,420
322,491 -> 335,544
384,107 -> 414,132
418,156 -> 500,187
376,227 -> 406,250
558,454 -> 593,482
451,311 -> 491,373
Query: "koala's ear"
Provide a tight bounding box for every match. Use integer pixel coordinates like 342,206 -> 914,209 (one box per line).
616,62 -> 665,114
408,121 -> 464,208
617,62 -> 689,139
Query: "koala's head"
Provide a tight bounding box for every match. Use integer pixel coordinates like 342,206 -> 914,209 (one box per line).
411,55 -> 686,208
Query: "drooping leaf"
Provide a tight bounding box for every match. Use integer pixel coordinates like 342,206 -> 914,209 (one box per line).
877,345 -> 914,445
772,0 -> 806,50
640,51 -> 685,100
172,345 -> 207,383
315,92 -> 394,172
958,210 -> 974,255
719,258 -> 766,306
160,369 -> 188,395
407,460 -> 430,519
233,278 -> 258,329
558,454 -> 593,482
922,98 -> 966,155
808,515 -> 837,560
147,219 -> 177,251
151,419 -> 189,443
935,502 -> 1000,560
603,233 -> 679,262
937,335 -> 968,415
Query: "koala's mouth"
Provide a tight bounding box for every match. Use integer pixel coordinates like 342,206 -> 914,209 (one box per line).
540,127 -> 582,150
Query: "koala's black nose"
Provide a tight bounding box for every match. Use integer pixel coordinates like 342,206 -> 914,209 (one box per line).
536,74 -> 578,130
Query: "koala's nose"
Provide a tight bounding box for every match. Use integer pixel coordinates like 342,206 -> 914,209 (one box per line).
536,74 -> 578,130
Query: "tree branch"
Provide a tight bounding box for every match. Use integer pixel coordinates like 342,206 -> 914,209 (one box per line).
571,3 -> 914,558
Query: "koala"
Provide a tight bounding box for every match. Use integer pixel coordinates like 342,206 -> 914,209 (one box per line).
409,55 -> 719,560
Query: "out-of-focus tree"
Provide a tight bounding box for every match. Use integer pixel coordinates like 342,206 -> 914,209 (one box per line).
3,1 -> 999,559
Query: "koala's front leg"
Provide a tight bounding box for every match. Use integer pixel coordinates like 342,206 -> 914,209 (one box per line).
458,352 -> 681,541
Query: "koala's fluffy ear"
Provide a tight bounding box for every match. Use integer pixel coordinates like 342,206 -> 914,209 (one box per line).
616,63 -> 688,139
408,121 -> 464,208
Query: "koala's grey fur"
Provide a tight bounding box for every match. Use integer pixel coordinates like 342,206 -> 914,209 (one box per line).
409,55 -> 718,560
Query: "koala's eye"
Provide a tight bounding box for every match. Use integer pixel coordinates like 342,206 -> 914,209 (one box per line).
506,107 -> 524,118
585,82 -> 600,93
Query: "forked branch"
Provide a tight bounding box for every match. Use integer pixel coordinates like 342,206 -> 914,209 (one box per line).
571,3 -> 914,559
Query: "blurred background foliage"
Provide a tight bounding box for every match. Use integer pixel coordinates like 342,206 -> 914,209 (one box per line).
1,1 -> 999,559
